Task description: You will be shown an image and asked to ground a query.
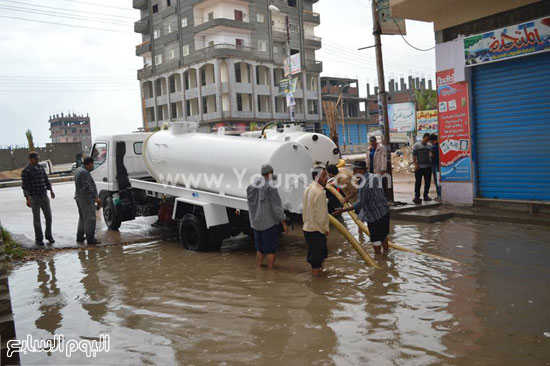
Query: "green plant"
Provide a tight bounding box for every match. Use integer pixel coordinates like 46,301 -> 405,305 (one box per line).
414,89 -> 437,111
1,227 -> 25,261
25,129 -> 35,152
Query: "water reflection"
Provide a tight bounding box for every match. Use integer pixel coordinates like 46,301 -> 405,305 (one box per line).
78,249 -> 108,323
35,260 -> 64,335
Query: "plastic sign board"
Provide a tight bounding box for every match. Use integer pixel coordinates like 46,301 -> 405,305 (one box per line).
416,110 -> 438,135
278,78 -> 297,95
464,16 -> 550,66
388,102 -> 416,132
377,0 -> 407,36
437,76 -> 472,182
284,53 -> 301,76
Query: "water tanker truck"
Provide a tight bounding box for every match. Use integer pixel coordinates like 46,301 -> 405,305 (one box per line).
90,122 -> 313,251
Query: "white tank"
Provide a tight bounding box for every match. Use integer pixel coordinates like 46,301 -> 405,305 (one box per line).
264,129 -> 340,166
143,124 -> 313,214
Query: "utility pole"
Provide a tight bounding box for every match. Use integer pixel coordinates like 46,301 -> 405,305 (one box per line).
285,14 -> 296,122
371,0 -> 395,202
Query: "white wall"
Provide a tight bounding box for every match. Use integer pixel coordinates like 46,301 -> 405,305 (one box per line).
435,36 -> 474,205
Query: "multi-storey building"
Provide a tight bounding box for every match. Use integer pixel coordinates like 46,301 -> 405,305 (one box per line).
48,112 -> 92,152
134,0 -> 323,132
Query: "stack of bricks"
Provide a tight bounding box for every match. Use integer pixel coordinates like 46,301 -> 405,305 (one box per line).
0,223 -> 20,365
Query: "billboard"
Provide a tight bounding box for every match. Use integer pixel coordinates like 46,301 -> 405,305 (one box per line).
416,110 -> 438,135
284,53 -> 301,76
388,102 -> 416,132
464,17 -> 550,66
437,76 -> 472,182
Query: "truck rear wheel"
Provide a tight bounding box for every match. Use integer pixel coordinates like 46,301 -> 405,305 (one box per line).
179,214 -> 209,251
103,196 -> 122,231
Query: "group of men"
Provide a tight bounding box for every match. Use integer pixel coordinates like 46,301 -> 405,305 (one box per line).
246,160 -> 390,276
412,133 -> 441,204
21,152 -> 102,246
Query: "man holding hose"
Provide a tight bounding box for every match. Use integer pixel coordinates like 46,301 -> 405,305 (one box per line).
332,161 -> 390,255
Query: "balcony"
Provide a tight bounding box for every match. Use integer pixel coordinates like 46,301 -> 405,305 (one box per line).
185,43 -> 255,64
194,18 -> 254,34
304,35 -> 322,49
136,40 -> 151,56
134,17 -> 149,33
303,10 -> 320,25
305,60 -> 323,73
137,66 -> 153,80
133,0 -> 147,10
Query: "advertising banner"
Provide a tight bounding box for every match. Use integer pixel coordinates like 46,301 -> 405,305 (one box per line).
284,53 -> 301,76
437,77 -> 472,182
388,102 -> 416,132
416,110 -> 438,135
464,17 -> 550,66
278,78 -> 297,95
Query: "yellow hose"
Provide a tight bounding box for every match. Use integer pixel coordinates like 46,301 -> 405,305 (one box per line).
326,185 -> 459,264
336,159 -> 346,168
328,214 -> 380,269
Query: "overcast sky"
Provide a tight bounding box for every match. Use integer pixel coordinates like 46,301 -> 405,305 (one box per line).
0,0 -> 435,147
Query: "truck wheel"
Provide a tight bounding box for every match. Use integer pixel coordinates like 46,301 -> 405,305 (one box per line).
103,196 -> 122,231
179,214 -> 209,251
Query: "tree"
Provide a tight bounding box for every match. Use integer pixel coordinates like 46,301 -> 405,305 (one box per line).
414,89 -> 437,111
25,129 -> 35,152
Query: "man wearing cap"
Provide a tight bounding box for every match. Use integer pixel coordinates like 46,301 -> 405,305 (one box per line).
302,166 -> 330,276
74,157 -> 102,244
21,151 -> 56,245
246,164 -> 288,269
333,161 -> 390,255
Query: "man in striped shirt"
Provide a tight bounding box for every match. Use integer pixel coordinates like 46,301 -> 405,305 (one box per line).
246,164 -> 288,269
333,161 -> 390,255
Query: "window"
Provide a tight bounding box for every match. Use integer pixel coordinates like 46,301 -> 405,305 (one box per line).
153,29 -> 160,39
182,44 -> 189,56
237,94 -> 243,111
181,17 -> 187,28
155,54 -> 162,65
234,10 -> 243,22
168,49 -> 175,59
91,143 -> 107,169
236,38 -> 243,49
287,0 -> 296,7
152,4 -> 158,13
235,66 -> 241,82
167,24 -> 173,33
166,0 -> 171,6
258,40 -> 267,52
133,142 -> 143,155
208,41 -> 214,48
208,12 -> 214,21
257,13 -> 265,23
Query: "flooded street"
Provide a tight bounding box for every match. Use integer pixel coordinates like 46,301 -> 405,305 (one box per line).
8,216 -> 550,365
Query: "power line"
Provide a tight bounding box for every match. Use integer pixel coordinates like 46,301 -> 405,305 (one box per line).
0,0 -> 135,19
0,15 -> 132,33
59,0 -> 134,11
0,4 -> 132,26
391,17 -> 435,52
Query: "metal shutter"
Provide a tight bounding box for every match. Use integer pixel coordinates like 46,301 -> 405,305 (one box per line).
472,52 -> 550,201
359,124 -> 369,145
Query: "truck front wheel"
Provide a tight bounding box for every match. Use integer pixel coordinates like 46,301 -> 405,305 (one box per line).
103,196 -> 122,231
179,214 -> 209,251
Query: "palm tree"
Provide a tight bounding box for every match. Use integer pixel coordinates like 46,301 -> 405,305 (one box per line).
414,89 -> 437,111
25,129 -> 35,151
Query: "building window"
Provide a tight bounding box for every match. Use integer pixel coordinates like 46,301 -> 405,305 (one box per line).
155,54 -> 162,65
168,49 -> 175,59
237,94 -> 243,111
152,4 -> 158,13
153,29 -> 160,39
181,17 -> 187,28
287,0 -> 296,7
257,13 -> 265,23
167,24 -> 173,33
208,12 -> 214,22
234,10 -> 243,22
183,44 -> 189,56
166,0 -> 171,6
258,40 -> 267,52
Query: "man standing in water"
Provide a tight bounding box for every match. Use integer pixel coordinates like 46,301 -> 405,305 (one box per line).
246,164 -> 288,269
302,167 -> 330,276
333,161 -> 390,255
74,157 -> 102,244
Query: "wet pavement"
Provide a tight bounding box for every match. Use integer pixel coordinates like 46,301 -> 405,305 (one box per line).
0,182 -> 172,249
6,209 -> 550,365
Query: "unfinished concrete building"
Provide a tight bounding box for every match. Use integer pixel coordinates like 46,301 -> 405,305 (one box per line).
48,113 -> 92,152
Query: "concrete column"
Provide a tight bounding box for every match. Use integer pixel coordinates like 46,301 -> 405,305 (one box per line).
251,63 -> 257,119
166,76 -> 172,121
181,71 -> 187,120
0,224 -> 20,365
214,60 -> 222,120
152,78 -> 159,129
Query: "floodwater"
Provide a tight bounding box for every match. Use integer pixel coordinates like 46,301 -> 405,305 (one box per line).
8,216 -> 550,365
